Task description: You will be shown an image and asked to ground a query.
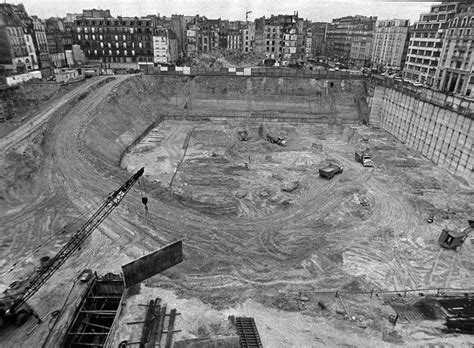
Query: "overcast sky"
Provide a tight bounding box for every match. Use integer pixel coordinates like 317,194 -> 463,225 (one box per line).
19,0 -> 439,23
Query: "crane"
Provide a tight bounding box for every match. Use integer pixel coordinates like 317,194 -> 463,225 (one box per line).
0,167 -> 145,327
246,10 -> 252,23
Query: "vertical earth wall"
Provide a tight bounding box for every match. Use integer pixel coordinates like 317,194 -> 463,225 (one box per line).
368,84 -> 473,185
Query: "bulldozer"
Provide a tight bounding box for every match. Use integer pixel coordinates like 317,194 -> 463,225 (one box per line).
266,134 -> 287,146
238,130 -> 249,141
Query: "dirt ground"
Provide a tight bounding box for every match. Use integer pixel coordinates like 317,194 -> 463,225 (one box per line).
0,74 -> 473,347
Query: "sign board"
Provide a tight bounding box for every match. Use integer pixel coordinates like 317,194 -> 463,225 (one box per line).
122,240 -> 183,288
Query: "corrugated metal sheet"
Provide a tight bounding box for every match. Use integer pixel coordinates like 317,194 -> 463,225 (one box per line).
122,241 -> 183,287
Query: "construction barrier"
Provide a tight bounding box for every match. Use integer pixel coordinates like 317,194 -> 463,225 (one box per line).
147,66 -> 366,80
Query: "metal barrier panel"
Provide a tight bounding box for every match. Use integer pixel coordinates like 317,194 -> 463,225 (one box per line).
122,241 -> 183,287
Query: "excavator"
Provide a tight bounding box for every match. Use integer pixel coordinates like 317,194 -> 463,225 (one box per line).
0,167 -> 146,328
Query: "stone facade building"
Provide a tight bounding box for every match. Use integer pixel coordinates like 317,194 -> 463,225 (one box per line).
403,1 -> 470,86
254,14 -> 304,65
0,4 -> 31,72
74,14 -> 157,67
242,22 -> 255,53
326,15 -> 376,65
436,6 -> 473,97
371,19 -> 410,69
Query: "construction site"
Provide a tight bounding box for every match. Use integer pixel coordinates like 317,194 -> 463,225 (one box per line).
0,71 -> 473,347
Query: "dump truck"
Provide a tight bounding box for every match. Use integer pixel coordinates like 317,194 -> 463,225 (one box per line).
319,163 -> 343,180
266,134 -> 287,146
355,151 -> 373,167
438,220 -> 473,252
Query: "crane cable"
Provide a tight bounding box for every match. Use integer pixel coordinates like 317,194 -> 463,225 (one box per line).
138,177 -> 149,226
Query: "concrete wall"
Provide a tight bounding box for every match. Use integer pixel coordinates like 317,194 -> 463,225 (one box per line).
85,75 -> 366,171
158,75 -> 366,124
369,85 -> 473,185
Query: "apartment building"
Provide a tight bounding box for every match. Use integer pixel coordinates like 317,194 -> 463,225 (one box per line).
371,19 -> 410,69
326,15 -> 376,64
0,4 -> 31,72
74,14 -> 157,67
226,29 -> 242,51
403,1 -> 470,86
152,26 -> 178,64
46,17 -> 73,68
263,20 -> 281,61
242,22 -> 255,53
199,17 -> 220,52
308,22 -> 328,58
185,21 -> 200,57
218,20 -> 242,51
279,14 -> 304,66
436,7 -> 473,97
305,25 -> 313,59
254,14 -> 304,65
32,16 -> 51,69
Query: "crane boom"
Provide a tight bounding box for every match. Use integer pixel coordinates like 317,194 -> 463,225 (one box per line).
8,167 -> 145,314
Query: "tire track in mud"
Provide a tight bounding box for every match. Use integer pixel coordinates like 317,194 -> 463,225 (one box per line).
3,75 -> 473,311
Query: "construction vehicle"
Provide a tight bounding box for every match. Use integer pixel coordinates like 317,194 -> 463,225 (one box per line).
238,130 -> 249,141
319,163 -> 343,180
266,134 -> 287,146
438,220 -> 473,252
0,167 -> 145,328
355,151 -> 373,167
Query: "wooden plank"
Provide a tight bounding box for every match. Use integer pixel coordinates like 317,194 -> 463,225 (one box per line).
146,303 -> 164,348
165,309 -> 177,348
68,332 -> 109,335
78,310 -> 117,315
140,299 -> 156,345
156,305 -> 167,347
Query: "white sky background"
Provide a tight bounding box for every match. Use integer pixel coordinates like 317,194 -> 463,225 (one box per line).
19,0 -> 439,23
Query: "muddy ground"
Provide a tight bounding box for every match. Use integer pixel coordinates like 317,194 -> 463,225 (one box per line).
0,75 -> 473,347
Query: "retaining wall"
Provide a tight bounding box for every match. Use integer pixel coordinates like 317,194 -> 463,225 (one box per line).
369,85 -> 473,184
